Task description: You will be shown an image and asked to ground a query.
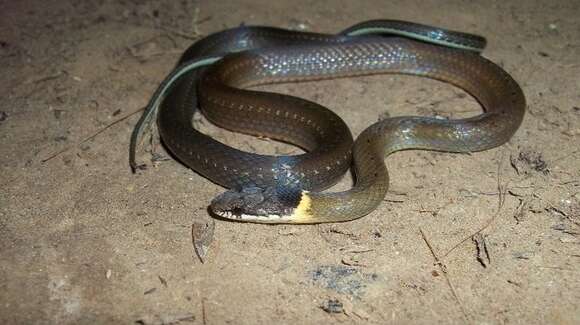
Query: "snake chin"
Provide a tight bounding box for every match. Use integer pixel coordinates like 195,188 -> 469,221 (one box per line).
210,186 -> 296,222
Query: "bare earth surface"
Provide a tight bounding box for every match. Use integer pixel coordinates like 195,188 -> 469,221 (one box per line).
1,0 -> 579,324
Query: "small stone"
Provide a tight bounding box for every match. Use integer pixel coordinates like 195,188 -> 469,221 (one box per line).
320,299 -> 343,313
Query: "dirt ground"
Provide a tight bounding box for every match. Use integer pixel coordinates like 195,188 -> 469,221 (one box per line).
1,0 -> 579,324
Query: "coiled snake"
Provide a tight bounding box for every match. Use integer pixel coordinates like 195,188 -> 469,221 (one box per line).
129,20 -> 525,223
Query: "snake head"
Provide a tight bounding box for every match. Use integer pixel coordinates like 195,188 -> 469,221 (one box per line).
210,186 -> 305,223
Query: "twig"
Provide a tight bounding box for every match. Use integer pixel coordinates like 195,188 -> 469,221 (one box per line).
155,25 -> 200,40
25,70 -> 66,84
158,275 -> 168,288
383,198 -> 406,203
317,225 -> 335,244
419,228 -> 470,324
41,106 -> 145,163
472,233 -> 491,268
328,227 -> 357,237
201,297 -> 207,325
442,152 -> 508,258
151,7 -> 207,40
536,265 -> 578,272
534,193 -> 580,228
129,49 -> 184,60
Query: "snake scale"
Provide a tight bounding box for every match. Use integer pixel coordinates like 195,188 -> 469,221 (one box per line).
131,20 -> 525,224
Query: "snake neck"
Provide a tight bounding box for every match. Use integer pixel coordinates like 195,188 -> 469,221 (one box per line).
287,122 -> 390,223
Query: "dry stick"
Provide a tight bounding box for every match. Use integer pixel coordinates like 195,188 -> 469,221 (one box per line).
152,7 -> 209,40
41,106 -> 145,163
201,297 -> 207,325
533,193 -> 580,228
536,265 -> 578,272
153,25 -> 200,40
419,228 -> 470,324
442,151 -> 508,259
25,70 -> 65,84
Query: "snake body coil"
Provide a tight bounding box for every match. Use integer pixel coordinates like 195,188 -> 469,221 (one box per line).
152,21 -> 525,223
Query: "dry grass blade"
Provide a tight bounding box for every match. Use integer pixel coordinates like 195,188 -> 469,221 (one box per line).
420,228 -> 470,324
41,107 -> 145,163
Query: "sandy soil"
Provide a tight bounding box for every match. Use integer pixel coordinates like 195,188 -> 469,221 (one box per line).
1,0 -> 579,324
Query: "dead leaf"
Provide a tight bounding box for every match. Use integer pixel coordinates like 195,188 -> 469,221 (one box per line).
192,220 -> 216,263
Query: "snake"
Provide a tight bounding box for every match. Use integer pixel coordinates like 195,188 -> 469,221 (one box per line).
131,20 -> 525,224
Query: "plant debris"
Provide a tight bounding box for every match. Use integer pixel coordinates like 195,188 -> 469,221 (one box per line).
192,220 -> 216,263
473,233 -> 491,268
510,150 -> 549,175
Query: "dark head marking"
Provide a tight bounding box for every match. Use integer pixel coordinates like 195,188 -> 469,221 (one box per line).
210,186 -> 300,222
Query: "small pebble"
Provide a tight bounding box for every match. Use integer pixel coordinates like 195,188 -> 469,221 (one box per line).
321,299 -> 343,313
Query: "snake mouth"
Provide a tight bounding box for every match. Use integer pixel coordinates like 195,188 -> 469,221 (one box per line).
211,207 -> 244,220
212,208 -> 289,223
